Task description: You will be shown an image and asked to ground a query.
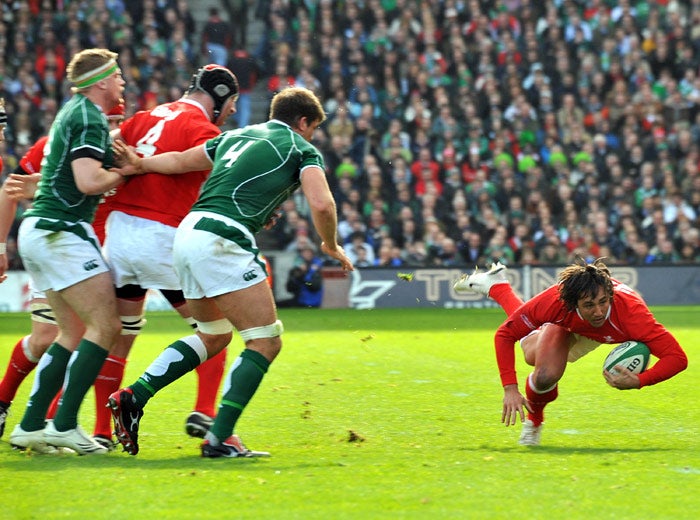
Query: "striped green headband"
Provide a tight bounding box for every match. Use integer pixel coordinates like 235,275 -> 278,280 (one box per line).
73,59 -> 118,89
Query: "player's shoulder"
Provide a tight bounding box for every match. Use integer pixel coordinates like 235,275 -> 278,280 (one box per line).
59,95 -> 91,121
612,279 -> 643,301
611,280 -> 649,313
534,283 -> 561,301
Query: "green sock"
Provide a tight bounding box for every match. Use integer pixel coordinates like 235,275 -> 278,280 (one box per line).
53,339 -> 108,431
210,349 -> 270,442
131,339 -> 203,407
20,343 -> 71,431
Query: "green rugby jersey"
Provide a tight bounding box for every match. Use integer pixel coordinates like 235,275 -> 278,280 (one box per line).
25,94 -> 114,223
194,120 -> 325,233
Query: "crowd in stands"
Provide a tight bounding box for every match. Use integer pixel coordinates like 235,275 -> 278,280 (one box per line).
3,0 -> 700,271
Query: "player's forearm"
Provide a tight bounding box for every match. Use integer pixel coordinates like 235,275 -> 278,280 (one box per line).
141,151 -> 187,174
75,168 -> 124,195
495,330 -> 519,387
637,348 -> 688,388
139,147 -> 210,175
310,202 -> 339,249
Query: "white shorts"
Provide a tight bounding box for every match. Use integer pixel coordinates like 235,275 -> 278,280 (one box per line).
27,277 -> 47,300
567,334 -> 602,362
522,325 -> 602,362
18,216 -> 109,292
103,211 -> 180,290
173,211 -> 268,299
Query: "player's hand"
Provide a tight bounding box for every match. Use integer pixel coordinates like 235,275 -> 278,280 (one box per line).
263,207 -> 282,230
111,140 -> 144,176
502,384 -> 531,426
4,173 -> 41,200
321,242 -> 354,272
603,366 -> 641,390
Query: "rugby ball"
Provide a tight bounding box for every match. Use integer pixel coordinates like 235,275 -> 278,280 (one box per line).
603,341 -> 651,375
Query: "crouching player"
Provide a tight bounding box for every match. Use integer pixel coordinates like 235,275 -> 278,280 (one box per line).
453,259 -> 688,446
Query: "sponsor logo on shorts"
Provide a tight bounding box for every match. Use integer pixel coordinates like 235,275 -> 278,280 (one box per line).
83,259 -> 99,271
243,270 -> 258,281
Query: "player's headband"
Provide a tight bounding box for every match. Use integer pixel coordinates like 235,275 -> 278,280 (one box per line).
73,59 -> 118,89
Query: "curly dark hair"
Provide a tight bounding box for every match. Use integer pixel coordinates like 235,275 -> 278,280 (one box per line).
558,258 -> 614,311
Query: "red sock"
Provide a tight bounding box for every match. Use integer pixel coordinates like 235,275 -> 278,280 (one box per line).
46,390 -> 61,420
525,374 -> 558,427
193,349 -> 226,417
0,336 -> 39,404
93,355 -> 126,437
490,283 -> 524,316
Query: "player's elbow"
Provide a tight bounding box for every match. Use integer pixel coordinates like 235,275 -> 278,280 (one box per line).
308,197 -> 336,219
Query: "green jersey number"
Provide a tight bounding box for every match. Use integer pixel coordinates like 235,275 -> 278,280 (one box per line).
221,140 -> 255,167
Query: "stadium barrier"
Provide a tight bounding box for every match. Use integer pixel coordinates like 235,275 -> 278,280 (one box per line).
1,265 -> 698,312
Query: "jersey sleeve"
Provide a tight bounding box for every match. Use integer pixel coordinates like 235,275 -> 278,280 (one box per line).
614,289 -> 688,388
494,285 -> 564,387
18,136 -> 49,174
298,137 -> 325,173
204,133 -> 225,161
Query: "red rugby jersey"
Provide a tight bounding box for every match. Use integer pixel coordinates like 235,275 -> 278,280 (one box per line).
96,98 -> 221,232
494,281 -> 687,389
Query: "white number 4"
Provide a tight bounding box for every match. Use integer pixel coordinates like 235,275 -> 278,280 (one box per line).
221,140 -> 254,167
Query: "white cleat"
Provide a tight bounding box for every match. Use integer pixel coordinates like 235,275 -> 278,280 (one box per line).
44,422 -> 108,455
453,262 -> 508,296
518,419 -> 543,446
10,424 -> 65,454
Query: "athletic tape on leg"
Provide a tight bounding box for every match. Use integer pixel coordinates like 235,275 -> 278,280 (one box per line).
238,320 -> 284,341
197,318 -> 234,335
30,302 -> 56,324
120,315 -> 147,335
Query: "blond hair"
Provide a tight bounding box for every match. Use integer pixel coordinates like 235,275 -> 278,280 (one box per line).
66,48 -> 119,93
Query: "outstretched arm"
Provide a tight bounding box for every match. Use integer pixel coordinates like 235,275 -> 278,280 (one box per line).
3,173 -> 40,201
111,140 -> 211,176
300,166 -> 353,272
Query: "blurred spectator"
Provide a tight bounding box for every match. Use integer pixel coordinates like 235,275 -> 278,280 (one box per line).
201,7 -> 231,65
2,0 -> 700,273
345,230 -> 376,266
221,0 -> 249,50
278,243 -> 324,308
228,48 -> 258,127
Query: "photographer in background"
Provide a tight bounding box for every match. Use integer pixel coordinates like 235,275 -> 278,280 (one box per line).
279,243 -> 324,308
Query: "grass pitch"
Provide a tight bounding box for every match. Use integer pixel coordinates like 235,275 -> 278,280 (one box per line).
1,307 -> 698,519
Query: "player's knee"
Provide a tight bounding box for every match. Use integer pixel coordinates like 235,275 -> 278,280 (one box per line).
247,336 -> 282,362
532,369 -> 561,392
197,318 -> 234,355
200,331 -> 233,354
239,320 -> 284,360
